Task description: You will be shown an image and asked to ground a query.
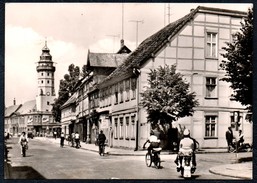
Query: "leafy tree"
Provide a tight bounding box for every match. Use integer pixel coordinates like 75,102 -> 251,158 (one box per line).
220,7 -> 253,115
52,64 -> 81,122
141,65 -> 199,131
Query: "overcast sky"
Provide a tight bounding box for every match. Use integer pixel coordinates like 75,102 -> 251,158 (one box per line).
5,3 -> 252,107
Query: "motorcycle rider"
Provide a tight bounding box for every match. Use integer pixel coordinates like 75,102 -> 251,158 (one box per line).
174,129 -> 196,171
143,130 -> 160,154
18,132 -> 29,155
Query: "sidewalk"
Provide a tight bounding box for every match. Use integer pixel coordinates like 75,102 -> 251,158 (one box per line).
34,136 -> 229,155
34,137 -> 253,179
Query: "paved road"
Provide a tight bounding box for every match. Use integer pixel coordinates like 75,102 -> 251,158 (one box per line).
6,137 -> 240,179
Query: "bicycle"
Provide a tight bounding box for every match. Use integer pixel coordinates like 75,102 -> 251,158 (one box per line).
145,147 -> 162,169
99,142 -> 105,156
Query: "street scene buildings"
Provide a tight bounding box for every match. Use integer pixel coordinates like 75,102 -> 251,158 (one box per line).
4,3 -> 253,180
5,5 -> 252,150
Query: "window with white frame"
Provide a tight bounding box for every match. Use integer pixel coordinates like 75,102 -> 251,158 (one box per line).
114,118 -> 118,139
131,78 -> 137,99
206,32 -> 217,58
206,77 -> 217,98
131,115 -> 136,139
125,79 -> 130,101
205,115 -> 217,137
120,81 -> 124,103
119,117 -> 124,139
125,116 -> 129,139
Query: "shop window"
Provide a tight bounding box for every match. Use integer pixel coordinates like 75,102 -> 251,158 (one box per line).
125,117 -> 129,139
119,117 -> 124,139
206,32 -> 218,58
131,115 -> 136,139
114,118 -> 118,139
205,116 -> 217,138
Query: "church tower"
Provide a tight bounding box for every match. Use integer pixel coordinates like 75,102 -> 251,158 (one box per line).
36,41 -> 56,112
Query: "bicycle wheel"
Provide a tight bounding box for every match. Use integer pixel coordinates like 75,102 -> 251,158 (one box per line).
145,153 -> 152,167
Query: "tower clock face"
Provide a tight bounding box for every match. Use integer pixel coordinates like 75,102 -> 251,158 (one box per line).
46,92 -> 50,96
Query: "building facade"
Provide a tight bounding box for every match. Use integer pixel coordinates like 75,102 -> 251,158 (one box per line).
5,42 -> 60,136
96,6 -> 252,149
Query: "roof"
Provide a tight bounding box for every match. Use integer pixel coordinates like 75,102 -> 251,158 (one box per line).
5,104 -> 22,117
87,51 -> 128,68
97,6 -> 247,88
61,92 -> 78,109
16,100 -> 36,115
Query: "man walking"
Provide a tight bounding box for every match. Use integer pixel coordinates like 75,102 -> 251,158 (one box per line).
225,127 -> 234,152
98,130 -> 106,156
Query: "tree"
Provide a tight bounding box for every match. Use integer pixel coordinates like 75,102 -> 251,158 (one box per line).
220,7 -> 253,116
52,64 -> 81,122
141,64 -> 199,130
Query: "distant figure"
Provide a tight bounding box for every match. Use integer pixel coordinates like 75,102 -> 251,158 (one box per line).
18,132 -> 29,155
236,130 -> 244,152
60,132 -> 65,147
54,131 -> 57,140
75,132 -> 80,148
98,130 -> 106,156
225,127 -> 234,152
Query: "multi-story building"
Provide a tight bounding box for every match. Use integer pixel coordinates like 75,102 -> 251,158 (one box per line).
96,6 -> 252,149
5,42 -> 60,136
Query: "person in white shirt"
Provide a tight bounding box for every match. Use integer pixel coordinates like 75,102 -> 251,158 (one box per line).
18,132 -> 29,155
143,131 -> 160,154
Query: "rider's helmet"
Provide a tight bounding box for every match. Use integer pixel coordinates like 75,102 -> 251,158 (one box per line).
22,131 -> 26,135
183,129 -> 190,137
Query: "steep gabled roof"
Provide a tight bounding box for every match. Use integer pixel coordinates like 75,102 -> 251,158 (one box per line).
17,100 -> 36,115
61,92 -> 78,109
98,6 -> 246,88
5,104 -> 22,117
87,51 -> 129,68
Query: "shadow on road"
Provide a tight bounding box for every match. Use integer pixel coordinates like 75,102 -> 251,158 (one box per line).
5,162 -> 45,179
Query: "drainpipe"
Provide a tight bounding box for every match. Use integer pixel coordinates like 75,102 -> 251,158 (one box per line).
134,68 -> 141,151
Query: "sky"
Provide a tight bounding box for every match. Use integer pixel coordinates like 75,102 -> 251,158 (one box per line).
5,3 -> 252,107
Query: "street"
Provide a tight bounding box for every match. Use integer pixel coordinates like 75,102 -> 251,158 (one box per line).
5,137 -> 243,180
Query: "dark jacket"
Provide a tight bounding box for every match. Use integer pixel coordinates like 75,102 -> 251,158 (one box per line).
98,133 -> 106,144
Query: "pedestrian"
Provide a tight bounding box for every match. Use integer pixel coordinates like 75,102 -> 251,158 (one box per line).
98,130 -> 106,156
75,132 -> 80,148
54,131 -> 57,140
18,132 -> 29,155
60,132 -> 65,147
225,127 -> 234,152
236,130 -> 244,152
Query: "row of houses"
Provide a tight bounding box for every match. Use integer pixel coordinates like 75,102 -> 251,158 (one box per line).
59,6 -> 252,149
5,6 -> 252,150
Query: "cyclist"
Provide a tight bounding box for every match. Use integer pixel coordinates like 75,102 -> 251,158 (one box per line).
18,132 -> 29,155
143,131 -> 160,154
98,130 -> 106,156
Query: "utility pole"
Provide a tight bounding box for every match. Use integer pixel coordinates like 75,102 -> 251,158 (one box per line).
106,34 -> 120,53
167,4 -> 172,24
129,20 -> 143,47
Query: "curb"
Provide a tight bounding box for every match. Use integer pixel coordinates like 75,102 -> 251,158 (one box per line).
209,167 -> 252,180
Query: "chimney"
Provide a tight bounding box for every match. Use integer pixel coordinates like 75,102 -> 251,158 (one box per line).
120,39 -> 124,48
13,98 -> 16,105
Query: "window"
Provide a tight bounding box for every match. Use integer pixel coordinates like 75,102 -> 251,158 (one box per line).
205,116 -> 217,137
41,80 -> 43,84
47,72 -> 50,76
125,79 -> 130,101
47,80 -> 50,84
131,78 -> 137,99
41,73 -> 43,76
114,84 -> 118,104
47,101 -> 50,105
125,117 -> 129,139
119,117 -> 124,139
120,81 -> 124,103
206,32 -> 217,58
206,77 -> 217,98
131,115 -> 136,139
114,118 -> 118,139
